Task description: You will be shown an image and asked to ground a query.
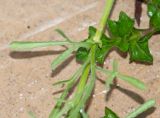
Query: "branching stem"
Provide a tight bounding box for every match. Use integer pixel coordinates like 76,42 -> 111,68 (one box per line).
93,0 -> 115,45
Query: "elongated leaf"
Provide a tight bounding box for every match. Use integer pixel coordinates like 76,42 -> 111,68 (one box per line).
51,47 -> 75,70
126,99 -> 156,118
105,73 -> 116,90
112,60 -> 118,72
117,74 -> 146,90
49,59 -> 90,118
96,66 -> 113,75
55,29 -> 71,42
10,41 -> 70,51
52,79 -> 70,86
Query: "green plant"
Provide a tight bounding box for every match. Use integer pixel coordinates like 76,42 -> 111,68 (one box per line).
10,0 -> 159,117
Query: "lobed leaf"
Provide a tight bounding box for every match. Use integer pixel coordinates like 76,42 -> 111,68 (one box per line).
104,107 -> 119,118
129,33 -> 153,63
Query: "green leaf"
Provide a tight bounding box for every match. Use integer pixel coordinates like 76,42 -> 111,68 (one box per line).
10,41 -> 70,51
76,26 -> 113,64
107,11 -> 134,38
55,29 -> 71,42
95,44 -> 111,64
147,3 -> 157,17
76,47 -> 89,63
117,73 -> 146,90
104,107 -> 119,118
147,0 -> 160,17
51,47 -> 75,70
52,79 -> 70,86
150,10 -> 160,30
107,11 -> 134,53
126,99 -> 156,118
115,38 -> 129,52
80,109 -> 89,118
129,34 -> 153,63
105,72 -> 117,90
118,12 -> 134,37
107,20 -> 119,38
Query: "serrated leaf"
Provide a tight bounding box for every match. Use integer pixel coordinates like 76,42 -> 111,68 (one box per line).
150,10 -> 160,30
107,20 -> 119,38
107,11 -> 134,38
104,107 -> 119,118
115,38 -> 129,52
118,12 -> 134,37
129,34 -> 153,63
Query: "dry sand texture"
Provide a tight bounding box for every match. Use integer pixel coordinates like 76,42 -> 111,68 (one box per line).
0,0 -> 160,118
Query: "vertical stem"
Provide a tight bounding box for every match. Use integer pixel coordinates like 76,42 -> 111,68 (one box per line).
93,0 -> 115,45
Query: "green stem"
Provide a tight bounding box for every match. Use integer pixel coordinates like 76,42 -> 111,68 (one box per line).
93,0 -> 115,45
71,64 -> 90,106
49,59 -> 89,118
68,45 -> 97,118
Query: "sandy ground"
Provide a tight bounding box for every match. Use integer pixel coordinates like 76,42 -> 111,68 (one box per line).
0,0 -> 160,118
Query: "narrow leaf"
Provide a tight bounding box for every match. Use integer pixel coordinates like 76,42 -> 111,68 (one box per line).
105,72 -> 117,90
55,29 -> 71,42
10,41 -> 70,51
51,46 -> 75,70
112,60 -> 118,72
117,74 -> 146,90
126,99 -> 156,118
52,79 -> 70,86
49,59 -> 90,118
96,66 -> 113,75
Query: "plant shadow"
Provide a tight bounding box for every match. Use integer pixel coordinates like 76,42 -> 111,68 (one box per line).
50,55 -> 75,77
10,50 -> 65,59
116,86 -> 145,104
104,79 -> 145,104
136,107 -> 156,118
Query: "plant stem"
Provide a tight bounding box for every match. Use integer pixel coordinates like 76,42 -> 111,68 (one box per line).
93,0 -> 115,45
68,45 -> 97,118
71,64 -> 90,106
49,59 -> 89,118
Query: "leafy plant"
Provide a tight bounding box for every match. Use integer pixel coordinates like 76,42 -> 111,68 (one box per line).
10,0 -> 158,118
